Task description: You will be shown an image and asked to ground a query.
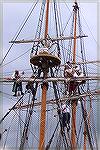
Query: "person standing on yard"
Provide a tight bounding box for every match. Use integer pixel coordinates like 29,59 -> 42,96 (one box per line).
12,70 -> 24,96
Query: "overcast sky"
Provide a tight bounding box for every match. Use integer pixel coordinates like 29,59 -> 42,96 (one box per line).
1,2 -> 100,148
2,2 -> 97,74
1,1 -> 98,115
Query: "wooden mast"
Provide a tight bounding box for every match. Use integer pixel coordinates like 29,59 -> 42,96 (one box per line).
71,1 -> 78,149
38,0 -> 49,150
73,2 -> 77,63
44,0 -> 49,41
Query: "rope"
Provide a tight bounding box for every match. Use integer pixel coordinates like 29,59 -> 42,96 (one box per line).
62,129 -> 70,148
14,109 -> 39,142
19,70 -> 41,150
1,48 -> 31,68
61,131 -> 68,150
3,113 -> 17,149
53,0 -> 61,58
62,12 -> 73,35
0,93 -> 25,124
45,121 -> 59,150
78,87 -> 94,150
77,117 -> 84,144
88,95 -> 98,149
0,0 -> 39,66
66,13 -> 74,62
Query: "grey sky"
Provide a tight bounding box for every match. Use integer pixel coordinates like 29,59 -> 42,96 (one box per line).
1,1 -> 100,149
2,2 -> 97,74
1,0 -> 98,120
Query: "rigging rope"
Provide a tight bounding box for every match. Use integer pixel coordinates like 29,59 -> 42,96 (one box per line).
0,93 -> 25,124
3,113 -> 17,149
16,104 -> 23,149
14,109 -> 39,142
61,130 -> 68,150
77,9 -> 90,92
19,69 -> 41,150
30,0 -> 46,74
78,87 -> 94,150
80,86 -> 98,149
1,48 -> 31,68
78,10 -> 86,75
0,0 -> 39,66
80,8 -> 98,48
77,116 -> 84,145
67,13 -> 74,62
54,1 -> 66,62
45,121 -> 59,150
62,12 -> 73,35
89,97 -> 98,149
53,0 -> 61,59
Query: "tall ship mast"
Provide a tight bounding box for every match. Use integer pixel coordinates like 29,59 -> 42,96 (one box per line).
0,0 -> 100,150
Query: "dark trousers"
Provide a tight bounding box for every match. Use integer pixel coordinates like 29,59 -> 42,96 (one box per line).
14,82 -> 23,95
68,81 -> 78,95
62,112 -> 70,127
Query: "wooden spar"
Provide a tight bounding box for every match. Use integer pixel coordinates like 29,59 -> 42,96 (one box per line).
70,60 -> 100,65
9,35 -> 88,44
13,89 -> 100,109
71,1 -> 78,149
1,75 -> 100,83
38,0 -> 49,149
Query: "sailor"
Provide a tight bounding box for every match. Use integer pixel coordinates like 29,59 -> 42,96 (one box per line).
12,70 -> 24,96
62,103 -> 70,131
26,80 -> 36,95
64,61 -> 73,94
73,65 -> 79,77
64,61 -> 73,78
74,65 -> 85,83
68,65 -> 84,95
25,75 -> 36,95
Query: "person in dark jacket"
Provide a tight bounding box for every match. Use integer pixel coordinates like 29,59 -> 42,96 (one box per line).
12,70 -> 24,96
62,103 -> 70,131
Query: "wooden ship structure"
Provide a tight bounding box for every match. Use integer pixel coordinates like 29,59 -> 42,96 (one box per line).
0,0 -> 100,150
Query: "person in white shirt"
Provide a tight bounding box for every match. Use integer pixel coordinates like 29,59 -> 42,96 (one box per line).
74,65 -> 85,83
62,103 -> 70,131
64,61 -> 73,78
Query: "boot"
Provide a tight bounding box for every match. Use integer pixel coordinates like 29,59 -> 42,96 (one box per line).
13,93 -> 17,96
21,92 -> 24,95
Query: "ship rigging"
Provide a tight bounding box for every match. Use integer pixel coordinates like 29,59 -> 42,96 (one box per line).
0,0 -> 100,150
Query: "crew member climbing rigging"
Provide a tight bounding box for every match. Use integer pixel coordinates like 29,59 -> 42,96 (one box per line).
12,70 -> 24,96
